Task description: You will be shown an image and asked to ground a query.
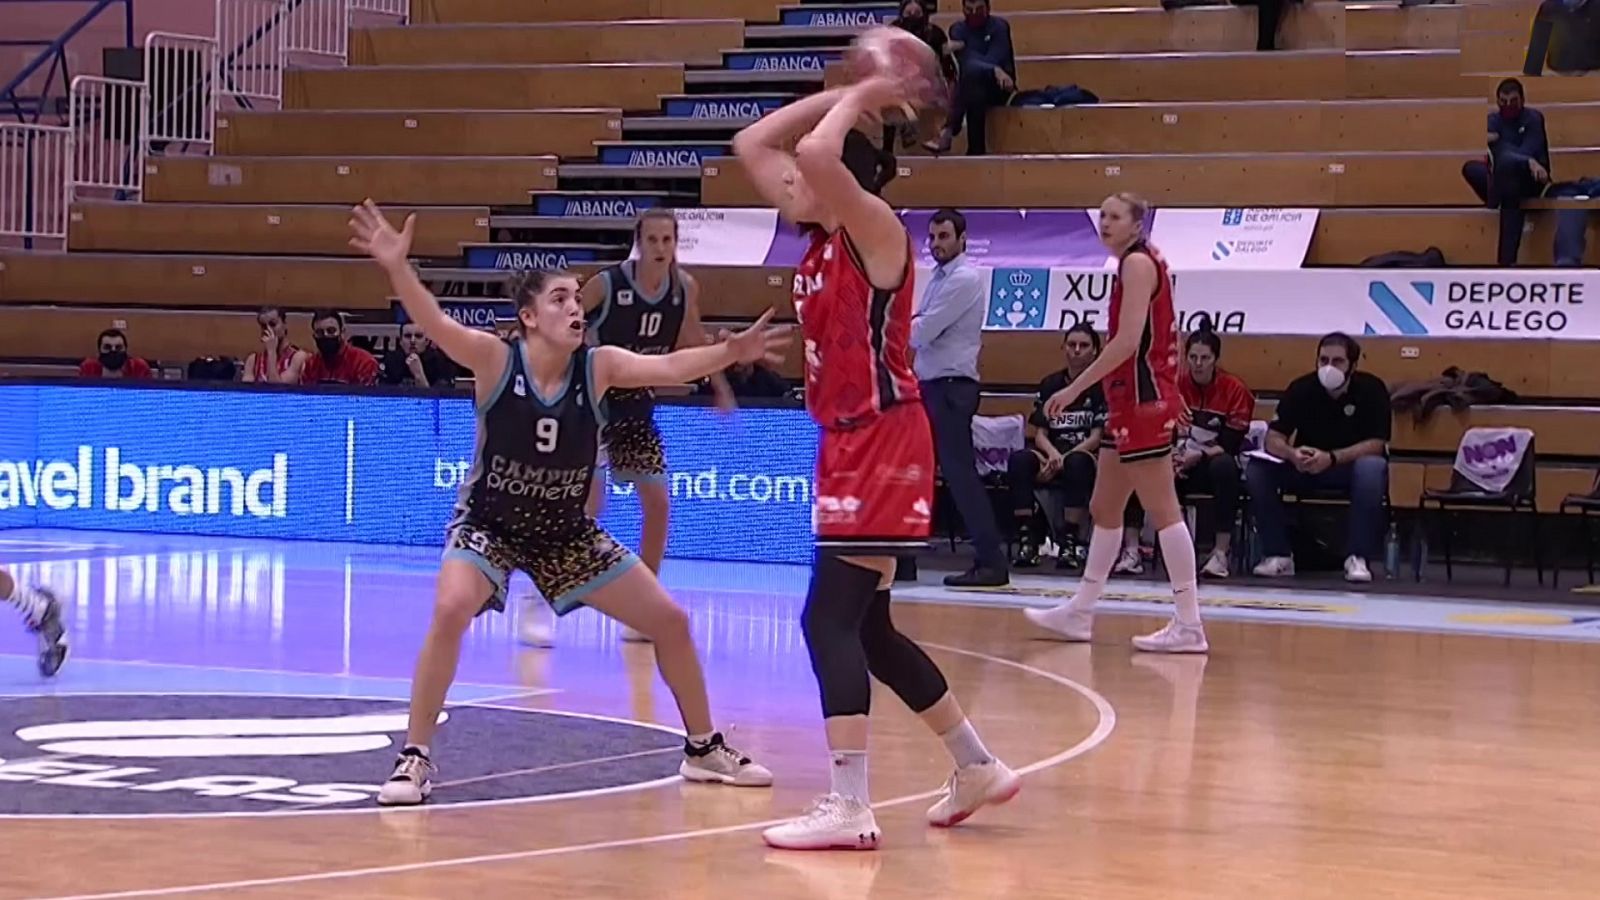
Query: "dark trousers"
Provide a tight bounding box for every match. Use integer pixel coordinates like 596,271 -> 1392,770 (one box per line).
1176,453 -> 1243,541
1462,158 -> 1545,265
943,66 -> 1010,156
921,377 -> 1005,570
1232,0 -> 1290,50
1007,448 -> 1142,541
1244,455 -> 1388,561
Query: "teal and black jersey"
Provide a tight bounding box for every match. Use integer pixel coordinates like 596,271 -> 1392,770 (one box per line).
587,261 -> 688,414
451,340 -> 605,541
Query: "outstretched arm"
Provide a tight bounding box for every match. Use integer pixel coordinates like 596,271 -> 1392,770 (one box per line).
593,310 -> 790,393
349,200 -> 504,376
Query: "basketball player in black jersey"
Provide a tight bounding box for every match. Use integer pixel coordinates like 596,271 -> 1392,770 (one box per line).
526,209 -> 735,646
0,569 -> 67,676
348,200 -> 786,804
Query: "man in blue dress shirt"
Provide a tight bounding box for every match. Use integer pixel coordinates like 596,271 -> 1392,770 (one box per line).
912,209 -> 1009,587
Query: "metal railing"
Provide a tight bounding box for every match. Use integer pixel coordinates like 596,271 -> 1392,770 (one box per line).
281,0 -> 352,62
3,0 -> 408,240
68,74 -> 146,199
146,32 -> 219,150
0,123 -> 72,239
216,0 -> 286,106
350,0 -> 407,16
0,0 -> 134,124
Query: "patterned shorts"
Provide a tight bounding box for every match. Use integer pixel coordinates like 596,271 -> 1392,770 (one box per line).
443,519 -> 636,616
601,411 -> 667,482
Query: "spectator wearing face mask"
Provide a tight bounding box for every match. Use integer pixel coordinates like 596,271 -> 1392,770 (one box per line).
1173,318 -> 1255,579
300,308 -> 379,386
1461,78 -> 1551,265
381,322 -> 456,387
1245,332 -> 1391,584
78,328 -> 153,379
241,306 -> 310,384
925,0 -> 1015,157
886,0 -> 958,150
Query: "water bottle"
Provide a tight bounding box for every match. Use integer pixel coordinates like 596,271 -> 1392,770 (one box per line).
1384,522 -> 1400,580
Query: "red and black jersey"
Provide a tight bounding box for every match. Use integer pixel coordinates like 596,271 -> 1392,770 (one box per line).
1179,367 -> 1256,454
792,227 -> 920,430
1105,240 -> 1180,410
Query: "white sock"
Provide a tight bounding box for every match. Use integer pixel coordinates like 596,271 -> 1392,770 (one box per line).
939,719 -> 993,768
3,583 -> 46,626
1066,527 -> 1122,613
404,743 -> 430,759
829,750 -> 870,803
1157,522 -> 1202,626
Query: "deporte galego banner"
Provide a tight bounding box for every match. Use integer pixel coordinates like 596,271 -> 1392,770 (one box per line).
921,266 -> 1596,339
0,384 -> 819,564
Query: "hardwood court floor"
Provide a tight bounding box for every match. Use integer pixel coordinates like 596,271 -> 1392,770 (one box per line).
2,531 -> 1598,898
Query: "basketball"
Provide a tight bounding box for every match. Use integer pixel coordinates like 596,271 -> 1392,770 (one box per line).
843,26 -> 945,106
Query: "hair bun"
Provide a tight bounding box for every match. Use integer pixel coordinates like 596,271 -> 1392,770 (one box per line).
1190,313 -> 1215,334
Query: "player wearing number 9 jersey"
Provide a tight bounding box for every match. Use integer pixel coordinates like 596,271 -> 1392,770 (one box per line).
347,200 -> 786,807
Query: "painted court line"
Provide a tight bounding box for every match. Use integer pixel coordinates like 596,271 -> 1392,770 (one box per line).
436,747 -> 682,790
32,643 -> 1117,900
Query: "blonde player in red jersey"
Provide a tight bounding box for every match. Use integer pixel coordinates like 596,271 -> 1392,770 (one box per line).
733,45 -> 1019,850
1025,193 -> 1210,653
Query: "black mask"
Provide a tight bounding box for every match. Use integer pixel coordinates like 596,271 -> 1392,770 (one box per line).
315,336 -> 343,359
898,13 -> 925,31
99,350 -> 127,371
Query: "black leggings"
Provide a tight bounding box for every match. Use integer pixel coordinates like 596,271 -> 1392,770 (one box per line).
800,555 -> 950,719
1177,452 -> 1242,538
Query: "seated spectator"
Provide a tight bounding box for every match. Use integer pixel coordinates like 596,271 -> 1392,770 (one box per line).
300,309 -> 379,386
1246,332 -> 1391,584
1174,319 -> 1255,579
888,0 -> 958,149
1006,324 -> 1144,571
79,328 -> 153,379
381,322 -> 456,388
1461,78 -> 1551,265
1541,174 -> 1600,266
241,306 -> 309,384
925,0 -> 1015,156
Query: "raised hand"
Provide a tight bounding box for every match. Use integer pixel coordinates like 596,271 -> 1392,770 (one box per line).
348,199 -> 416,271
726,309 -> 793,367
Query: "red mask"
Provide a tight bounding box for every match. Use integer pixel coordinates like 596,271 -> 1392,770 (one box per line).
964,10 -> 988,28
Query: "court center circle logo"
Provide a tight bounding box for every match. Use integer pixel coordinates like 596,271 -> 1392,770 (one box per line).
0,693 -> 685,817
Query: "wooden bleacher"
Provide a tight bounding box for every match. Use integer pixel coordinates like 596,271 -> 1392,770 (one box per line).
348,19 -> 745,66
216,109 -> 621,157
66,203 -> 489,257
705,149 -> 1600,208
144,156 -> 556,205
284,63 -> 682,111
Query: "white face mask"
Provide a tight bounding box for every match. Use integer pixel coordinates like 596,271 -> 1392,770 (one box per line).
1318,364 -> 1346,392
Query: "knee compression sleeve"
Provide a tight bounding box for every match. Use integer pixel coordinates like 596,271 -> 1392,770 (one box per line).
800,555 -> 881,719
860,589 -> 949,714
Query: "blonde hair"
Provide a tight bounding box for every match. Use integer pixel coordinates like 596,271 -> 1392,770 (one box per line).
1107,191 -> 1151,224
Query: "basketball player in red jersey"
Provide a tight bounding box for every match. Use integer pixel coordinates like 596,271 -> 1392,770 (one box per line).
1025,193 -> 1209,653
734,73 -> 1019,851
